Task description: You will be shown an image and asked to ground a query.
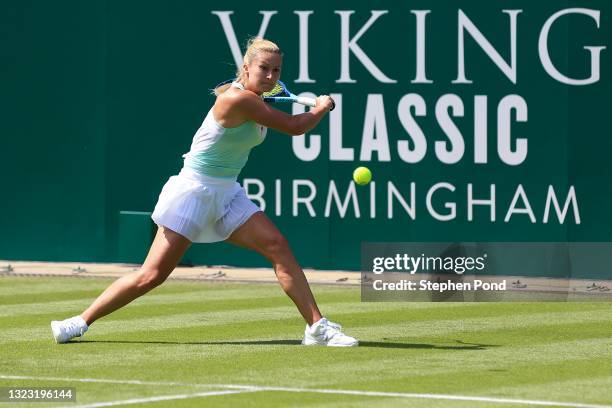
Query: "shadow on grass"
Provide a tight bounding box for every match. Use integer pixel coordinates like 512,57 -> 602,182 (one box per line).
77,339 -> 497,350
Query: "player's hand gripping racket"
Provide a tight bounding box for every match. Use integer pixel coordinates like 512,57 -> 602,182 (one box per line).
215,80 -> 335,111
262,81 -> 335,111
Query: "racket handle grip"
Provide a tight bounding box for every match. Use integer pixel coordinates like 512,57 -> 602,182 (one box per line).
296,96 -> 317,107
297,96 -> 336,111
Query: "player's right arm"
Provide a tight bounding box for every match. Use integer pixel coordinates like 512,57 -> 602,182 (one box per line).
216,90 -> 334,136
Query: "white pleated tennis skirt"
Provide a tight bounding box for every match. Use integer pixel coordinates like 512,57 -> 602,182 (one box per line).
151,167 -> 261,243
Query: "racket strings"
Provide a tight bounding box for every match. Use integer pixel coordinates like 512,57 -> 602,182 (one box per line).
262,82 -> 285,98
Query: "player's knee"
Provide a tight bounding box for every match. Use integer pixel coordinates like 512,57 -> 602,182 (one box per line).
136,269 -> 168,291
261,232 -> 291,262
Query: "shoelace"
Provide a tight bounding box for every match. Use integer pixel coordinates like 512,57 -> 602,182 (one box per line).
327,321 -> 342,330
323,322 -> 344,341
63,319 -> 85,337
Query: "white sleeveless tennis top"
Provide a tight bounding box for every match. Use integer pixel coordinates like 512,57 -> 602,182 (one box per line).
182,82 -> 267,179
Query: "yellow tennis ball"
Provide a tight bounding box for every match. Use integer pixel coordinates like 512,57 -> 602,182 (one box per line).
353,166 -> 372,185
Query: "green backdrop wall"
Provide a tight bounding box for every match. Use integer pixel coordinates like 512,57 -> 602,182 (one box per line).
1,1 -> 610,272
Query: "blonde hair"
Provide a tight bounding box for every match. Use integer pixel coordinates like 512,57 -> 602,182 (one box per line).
214,37 -> 282,95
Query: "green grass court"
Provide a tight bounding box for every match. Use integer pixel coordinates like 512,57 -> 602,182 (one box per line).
1,275 -> 611,407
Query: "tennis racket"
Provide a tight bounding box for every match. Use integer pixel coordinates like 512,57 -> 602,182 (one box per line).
214,79 -> 335,111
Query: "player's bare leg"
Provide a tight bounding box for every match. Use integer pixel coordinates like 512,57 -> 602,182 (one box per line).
226,211 -> 322,325
81,226 -> 191,325
226,212 -> 357,346
51,227 -> 190,343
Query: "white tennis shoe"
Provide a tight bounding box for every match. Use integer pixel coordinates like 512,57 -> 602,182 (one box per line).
302,318 -> 358,347
51,316 -> 88,343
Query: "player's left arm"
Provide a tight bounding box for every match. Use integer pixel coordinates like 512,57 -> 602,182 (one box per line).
233,92 -> 333,136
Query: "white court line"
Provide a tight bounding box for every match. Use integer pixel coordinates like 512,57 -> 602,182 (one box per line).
0,375 -> 212,389
58,390 -> 257,408
1,374 -> 610,408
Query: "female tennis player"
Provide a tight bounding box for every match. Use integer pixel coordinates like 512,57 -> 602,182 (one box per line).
51,38 -> 358,347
